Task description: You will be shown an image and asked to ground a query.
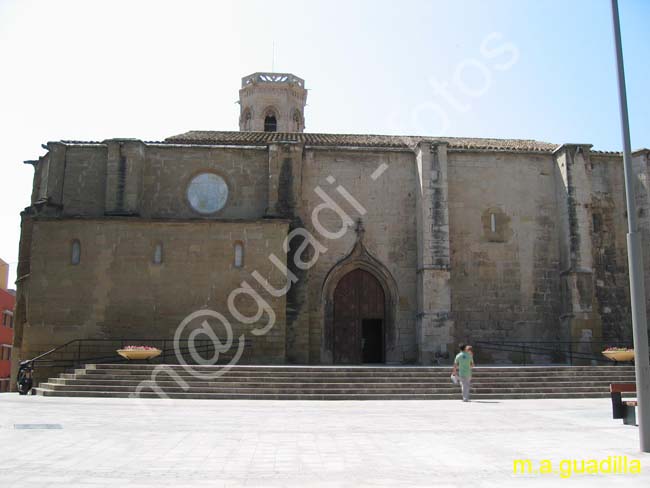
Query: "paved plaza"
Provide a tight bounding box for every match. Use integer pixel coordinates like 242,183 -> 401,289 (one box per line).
0,394 -> 649,487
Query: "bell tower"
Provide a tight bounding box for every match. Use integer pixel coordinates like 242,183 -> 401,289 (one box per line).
238,72 -> 307,132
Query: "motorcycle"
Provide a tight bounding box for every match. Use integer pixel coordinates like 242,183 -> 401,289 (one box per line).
16,360 -> 34,395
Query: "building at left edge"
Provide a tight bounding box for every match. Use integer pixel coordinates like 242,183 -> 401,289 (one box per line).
0,258 -> 15,391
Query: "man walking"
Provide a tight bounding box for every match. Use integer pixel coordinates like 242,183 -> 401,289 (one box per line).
452,344 -> 474,402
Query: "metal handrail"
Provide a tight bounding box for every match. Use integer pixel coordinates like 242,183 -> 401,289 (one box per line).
24,337 -> 637,374
16,338 -> 252,394
23,337 -> 253,371
28,339 -> 80,364
473,339 -> 636,366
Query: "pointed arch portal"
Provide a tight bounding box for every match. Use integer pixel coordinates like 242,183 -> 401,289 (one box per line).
333,268 -> 385,364
321,227 -> 398,364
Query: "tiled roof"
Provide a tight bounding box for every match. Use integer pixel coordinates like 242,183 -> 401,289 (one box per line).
164,131 -> 558,153
591,150 -> 623,155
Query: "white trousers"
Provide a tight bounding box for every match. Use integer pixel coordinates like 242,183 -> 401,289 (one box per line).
460,376 -> 471,401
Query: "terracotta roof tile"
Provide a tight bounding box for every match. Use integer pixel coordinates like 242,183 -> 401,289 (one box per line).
164,131 -> 558,153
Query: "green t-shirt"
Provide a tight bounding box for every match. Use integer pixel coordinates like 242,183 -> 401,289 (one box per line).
454,352 -> 473,377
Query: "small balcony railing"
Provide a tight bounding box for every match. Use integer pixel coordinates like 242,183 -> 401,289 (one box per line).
241,72 -> 305,88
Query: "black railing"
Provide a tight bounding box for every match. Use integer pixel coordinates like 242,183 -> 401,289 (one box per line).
473,339 -> 636,366
20,336 -> 639,387
22,337 -> 252,377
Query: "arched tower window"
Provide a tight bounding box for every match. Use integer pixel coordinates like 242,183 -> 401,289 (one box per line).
71,239 -> 81,265
293,109 -> 303,132
234,241 -> 244,268
264,114 -> 277,132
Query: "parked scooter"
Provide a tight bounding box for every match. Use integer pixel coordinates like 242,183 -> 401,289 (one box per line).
16,360 -> 34,395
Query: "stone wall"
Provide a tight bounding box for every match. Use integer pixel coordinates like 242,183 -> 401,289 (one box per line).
141,145 -> 269,220
447,151 -> 562,363
51,142 -> 270,220
634,150 -> 650,337
15,217 -> 289,383
300,148 -> 418,364
591,154 -> 632,341
61,145 -> 108,217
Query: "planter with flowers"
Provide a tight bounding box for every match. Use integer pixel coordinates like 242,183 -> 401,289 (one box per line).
116,345 -> 162,361
602,347 -> 635,362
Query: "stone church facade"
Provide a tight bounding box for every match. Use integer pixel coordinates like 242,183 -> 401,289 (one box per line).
11,72 -> 650,370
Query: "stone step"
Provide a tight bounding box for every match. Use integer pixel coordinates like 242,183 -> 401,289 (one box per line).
46,378 -> 634,388
89,364 -> 634,373
35,364 -> 636,400
34,388 -> 612,400
76,364 -> 634,376
74,372 -> 635,383
36,382 -> 618,394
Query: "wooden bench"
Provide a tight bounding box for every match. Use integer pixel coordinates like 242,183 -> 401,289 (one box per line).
610,383 -> 638,426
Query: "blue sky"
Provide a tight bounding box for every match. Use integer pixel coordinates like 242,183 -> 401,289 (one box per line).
0,0 -> 648,283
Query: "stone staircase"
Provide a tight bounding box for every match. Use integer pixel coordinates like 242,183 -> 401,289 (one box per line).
33,364 -> 636,400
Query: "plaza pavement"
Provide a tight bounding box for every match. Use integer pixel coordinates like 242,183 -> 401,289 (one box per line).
0,394 -> 648,487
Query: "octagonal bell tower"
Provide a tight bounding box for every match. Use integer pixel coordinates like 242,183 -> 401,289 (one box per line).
239,72 -> 307,132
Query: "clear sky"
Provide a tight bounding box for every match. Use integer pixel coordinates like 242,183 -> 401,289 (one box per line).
0,0 -> 648,286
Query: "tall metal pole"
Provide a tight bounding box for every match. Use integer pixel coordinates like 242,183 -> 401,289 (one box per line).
611,0 -> 650,453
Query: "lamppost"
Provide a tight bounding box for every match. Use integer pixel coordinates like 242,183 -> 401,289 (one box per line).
610,0 -> 650,453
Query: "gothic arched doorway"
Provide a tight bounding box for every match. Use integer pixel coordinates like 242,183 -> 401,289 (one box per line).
333,268 -> 385,364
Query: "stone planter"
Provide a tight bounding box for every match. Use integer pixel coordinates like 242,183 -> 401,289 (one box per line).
602,350 -> 635,362
116,348 -> 162,360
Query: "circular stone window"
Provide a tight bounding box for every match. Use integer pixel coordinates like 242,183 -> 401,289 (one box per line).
186,173 -> 229,214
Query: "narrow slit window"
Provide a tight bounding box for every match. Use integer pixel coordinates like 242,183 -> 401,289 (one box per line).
71,240 -> 81,265
242,109 -> 252,130
490,213 -> 497,233
293,110 -> 302,131
234,242 -> 244,268
153,243 -> 163,265
592,213 -> 602,233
